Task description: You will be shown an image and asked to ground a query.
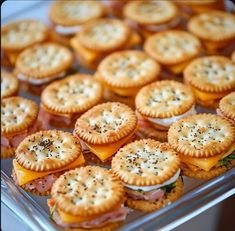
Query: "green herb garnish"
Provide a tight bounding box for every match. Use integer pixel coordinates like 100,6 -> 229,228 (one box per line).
49,204 -> 57,220
219,154 -> 235,167
160,182 -> 175,193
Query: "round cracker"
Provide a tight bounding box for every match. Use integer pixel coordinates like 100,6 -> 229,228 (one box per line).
112,139 -> 180,186
144,30 -> 201,66
1,19 -> 49,51
126,178 -> 183,212
51,166 -> 125,216
15,43 -> 73,79
1,97 -> 38,136
74,102 -> 137,145
124,0 -> 178,26
49,0 -> 105,26
135,80 -> 195,118
168,114 -> 235,158
15,130 -> 82,171
181,160 -> 235,180
184,56 -> 235,93
219,92 -> 235,122
41,74 -> 103,115
1,70 -> 19,99
188,11 -> 235,42
78,19 -> 130,52
97,50 -> 161,88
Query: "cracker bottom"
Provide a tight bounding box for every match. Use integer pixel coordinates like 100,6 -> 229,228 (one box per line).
182,161 -> 235,180
1,146 -> 15,158
138,126 -> 168,142
49,30 -> 72,47
126,178 -> 183,212
65,221 -> 122,231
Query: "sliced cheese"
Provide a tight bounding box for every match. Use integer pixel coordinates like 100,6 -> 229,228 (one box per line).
124,31 -> 142,48
70,31 -> 141,66
7,52 -> 18,65
190,86 -> 228,101
58,208 -> 99,223
167,60 -> 192,74
111,86 -> 140,97
180,145 -> 235,171
70,37 -> 99,64
85,128 -> 137,161
13,154 -> 85,186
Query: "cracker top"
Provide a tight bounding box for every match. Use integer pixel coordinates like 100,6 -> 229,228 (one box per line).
112,139 -> 180,186
168,114 -> 235,158
97,50 -> 161,88
135,81 -> 195,118
15,130 -> 82,172
124,0 -> 178,25
1,97 -> 38,136
184,56 -> 235,93
144,30 -> 201,65
49,0 -> 105,26
219,92 -> 235,121
51,166 -> 124,216
15,43 -> 73,79
41,74 -> 103,114
188,11 -> 235,42
78,19 -> 130,52
74,102 -> 137,144
1,20 -> 48,51
1,70 -> 19,99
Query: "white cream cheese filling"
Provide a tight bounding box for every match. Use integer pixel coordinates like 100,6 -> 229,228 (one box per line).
55,25 -> 81,35
147,106 -> 196,127
17,72 -> 65,85
124,169 -> 181,192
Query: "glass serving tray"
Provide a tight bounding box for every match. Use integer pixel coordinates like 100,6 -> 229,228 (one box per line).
1,1 -> 235,231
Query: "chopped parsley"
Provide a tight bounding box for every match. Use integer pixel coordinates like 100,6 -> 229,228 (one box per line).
49,204 -> 57,220
219,154 -> 235,167
160,182 -> 176,193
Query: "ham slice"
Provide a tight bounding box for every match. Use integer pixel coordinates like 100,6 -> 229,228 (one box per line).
1,119 -> 43,148
12,170 -> 60,193
1,136 -> 10,146
126,188 -> 165,202
50,205 -> 131,229
25,173 -> 59,192
39,108 -> 76,127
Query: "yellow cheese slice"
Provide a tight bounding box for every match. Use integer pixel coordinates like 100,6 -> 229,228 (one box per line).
7,52 -> 18,65
180,145 -> 235,171
13,154 -> 85,186
190,86 -> 228,101
111,86 -> 140,97
167,60 -> 192,74
125,31 -> 142,48
85,128 -> 137,161
70,31 -> 141,66
70,37 -> 99,63
58,208 -> 99,223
